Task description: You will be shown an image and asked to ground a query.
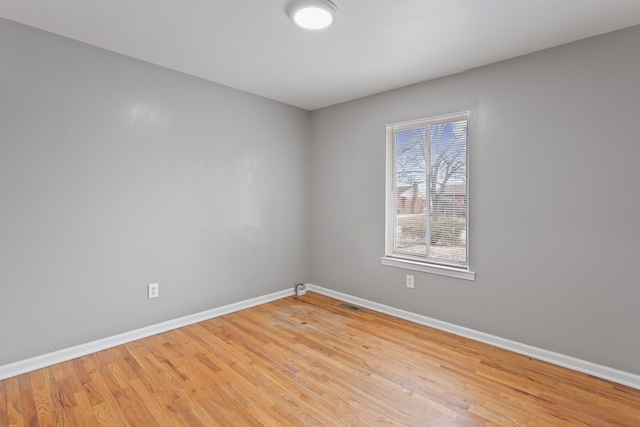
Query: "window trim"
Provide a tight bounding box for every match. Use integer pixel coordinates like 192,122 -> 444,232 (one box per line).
381,256 -> 475,281
383,111 -> 475,281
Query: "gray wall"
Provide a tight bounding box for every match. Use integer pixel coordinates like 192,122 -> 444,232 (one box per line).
2,15 -> 639,377
309,25 -> 640,375
0,18 -> 310,365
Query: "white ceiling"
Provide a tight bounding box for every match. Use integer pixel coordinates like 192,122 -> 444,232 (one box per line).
1,0 -> 640,110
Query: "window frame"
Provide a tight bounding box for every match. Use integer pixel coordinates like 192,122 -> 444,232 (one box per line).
381,111 -> 475,281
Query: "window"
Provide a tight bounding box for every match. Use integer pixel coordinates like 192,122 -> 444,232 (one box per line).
382,112 -> 475,280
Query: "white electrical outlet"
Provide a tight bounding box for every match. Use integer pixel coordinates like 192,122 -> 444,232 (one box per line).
148,283 -> 159,299
406,275 -> 415,288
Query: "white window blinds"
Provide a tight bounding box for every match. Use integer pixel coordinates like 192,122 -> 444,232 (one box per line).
385,112 -> 469,270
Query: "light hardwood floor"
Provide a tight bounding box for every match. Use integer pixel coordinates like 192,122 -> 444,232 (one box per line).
1,291 -> 639,426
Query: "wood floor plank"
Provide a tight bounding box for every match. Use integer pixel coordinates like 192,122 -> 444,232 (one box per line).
0,378 -> 8,426
2,291 -> 640,426
2,377 -> 23,426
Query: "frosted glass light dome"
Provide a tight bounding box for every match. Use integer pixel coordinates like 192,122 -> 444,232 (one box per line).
287,0 -> 338,30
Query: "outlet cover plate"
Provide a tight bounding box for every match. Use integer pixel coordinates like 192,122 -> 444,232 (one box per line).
148,283 -> 159,299
406,275 -> 415,288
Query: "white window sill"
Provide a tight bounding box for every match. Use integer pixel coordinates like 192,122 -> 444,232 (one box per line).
381,256 -> 476,281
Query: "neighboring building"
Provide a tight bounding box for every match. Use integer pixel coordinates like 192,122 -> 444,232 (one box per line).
397,183 -> 467,216
440,184 -> 467,217
397,183 -> 424,214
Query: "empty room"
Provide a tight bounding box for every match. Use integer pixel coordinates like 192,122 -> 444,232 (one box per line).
1,0 -> 640,425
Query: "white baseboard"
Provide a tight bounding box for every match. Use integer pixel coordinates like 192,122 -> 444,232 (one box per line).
307,284 -> 640,391
3,285 -> 639,391
0,288 -> 294,381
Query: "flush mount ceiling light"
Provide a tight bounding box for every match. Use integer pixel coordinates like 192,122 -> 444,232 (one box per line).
286,0 -> 338,30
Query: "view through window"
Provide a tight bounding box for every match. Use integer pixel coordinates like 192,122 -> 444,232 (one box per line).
385,112 -> 469,270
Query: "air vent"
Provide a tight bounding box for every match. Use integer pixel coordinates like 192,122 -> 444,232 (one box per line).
338,303 -> 361,312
